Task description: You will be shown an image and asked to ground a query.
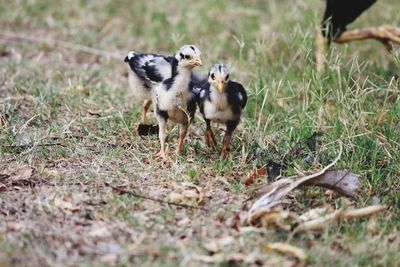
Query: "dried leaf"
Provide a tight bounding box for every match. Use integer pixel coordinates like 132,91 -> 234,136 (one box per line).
13,166 -> 33,181
0,113 -> 9,128
367,217 -> 379,233
203,236 -> 234,253
292,210 -> 341,234
252,209 -> 295,230
248,144 -> 345,224
243,169 -> 257,186
264,242 -> 307,261
53,198 -> 80,211
168,184 -> 204,204
243,164 -> 268,186
303,169 -> 360,197
6,221 -> 28,232
99,254 -> 118,264
0,165 -> 34,189
88,223 -> 112,238
298,207 -> 330,222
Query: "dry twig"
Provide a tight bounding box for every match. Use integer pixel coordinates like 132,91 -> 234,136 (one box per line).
105,182 -> 209,211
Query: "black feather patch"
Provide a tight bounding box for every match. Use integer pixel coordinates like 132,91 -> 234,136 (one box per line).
124,56 -> 129,63
143,62 -> 163,82
156,105 -> 169,120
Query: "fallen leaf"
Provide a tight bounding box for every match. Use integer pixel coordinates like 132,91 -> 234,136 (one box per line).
250,208 -> 295,230
298,207 -> 330,222
203,236 -> 234,253
99,253 -> 118,264
53,198 -> 80,211
243,169 -> 257,186
243,164 -> 268,186
168,184 -> 204,204
13,166 -> 33,181
292,210 -> 341,234
303,169 -> 360,198
0,113 -> 9,128
264,242 -> 307,261
0,165 -> 34,189
367,217 -> 379,234
88,223 -> 112,238
6,221 -> 28,232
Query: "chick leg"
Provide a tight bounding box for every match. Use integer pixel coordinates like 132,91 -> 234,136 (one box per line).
334,25 -> 400,52
177,123 -> 189,155
141,100 -> 152,124
154,118 -> 168,161
204,119 -> 217,149
221,121 -> 238,159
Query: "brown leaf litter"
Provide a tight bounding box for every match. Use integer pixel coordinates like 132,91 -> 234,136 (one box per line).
0,164 -> 35,190
246,142 -> 387,235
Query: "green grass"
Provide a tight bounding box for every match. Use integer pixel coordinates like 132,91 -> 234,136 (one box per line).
1,0 -> 399,266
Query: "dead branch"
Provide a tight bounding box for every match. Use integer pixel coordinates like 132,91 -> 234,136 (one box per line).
104,182 -> 209,211
334,25 -> 400,52
342,205 -> 387,219
290,205 -> 387,236
0,31 -> 123,59
249,143 -> 343,216
248,143 -> 344,224
249,169 -> 359,200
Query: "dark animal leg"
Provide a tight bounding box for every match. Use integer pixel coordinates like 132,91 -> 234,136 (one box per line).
177,123 -> 189,155
221,121 -> 238,158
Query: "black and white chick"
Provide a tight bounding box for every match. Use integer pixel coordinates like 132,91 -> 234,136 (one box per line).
124,46 -> 202,124
198,64 -> 247,158
152,45 -> 202,160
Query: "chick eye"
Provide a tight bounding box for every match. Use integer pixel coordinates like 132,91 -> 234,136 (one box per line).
210,73 -> 215,80
225,74 -> 230,80
184,55 -> 191,60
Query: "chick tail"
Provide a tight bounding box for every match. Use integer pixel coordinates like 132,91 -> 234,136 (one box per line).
124,51 -> 136,63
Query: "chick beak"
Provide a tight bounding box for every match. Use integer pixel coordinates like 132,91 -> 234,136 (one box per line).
216,81 -> 225,93
191,58 -> 202,67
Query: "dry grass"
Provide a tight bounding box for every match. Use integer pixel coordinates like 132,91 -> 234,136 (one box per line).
1,0 -> 399,266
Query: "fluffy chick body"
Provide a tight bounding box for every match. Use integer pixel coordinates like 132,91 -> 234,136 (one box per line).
125,51 -> 177,123
153,45 -> 202,160
198,64 -> 247,157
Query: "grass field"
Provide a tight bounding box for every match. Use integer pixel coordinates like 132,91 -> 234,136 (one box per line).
1,0 -> 399,266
